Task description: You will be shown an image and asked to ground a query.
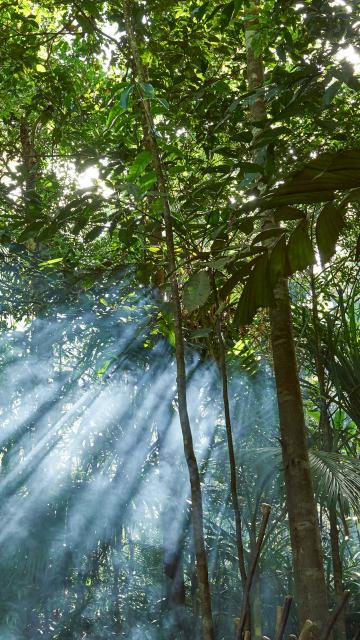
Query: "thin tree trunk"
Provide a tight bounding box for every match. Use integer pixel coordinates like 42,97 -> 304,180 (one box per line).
252,570 -> 262,640
112,526 -> 123,633
158,410 -> 189,638
20,117 -> 38,213
329,506 -> 347,640
121,3 -> 214,639
244,3 -> 329,630
210,272 -> 247,587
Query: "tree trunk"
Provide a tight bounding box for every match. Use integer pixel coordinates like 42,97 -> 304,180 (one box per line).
210,272 -> 247,587
121,3 -> 214,639
268,280 -> 328,628
329,506 -> 347,640
158,410 -> 189,638
112,526 -> 123,633
244,4 -> 329,630
20,117 -> 38,213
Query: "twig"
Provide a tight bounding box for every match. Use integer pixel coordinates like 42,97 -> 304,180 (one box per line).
319,590 -> 350,640
235,503 -> 272,640
275,596 -> 293,640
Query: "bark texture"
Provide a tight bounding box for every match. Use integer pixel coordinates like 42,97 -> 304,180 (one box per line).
268,279 -> 328,628
122,3 -> 214,639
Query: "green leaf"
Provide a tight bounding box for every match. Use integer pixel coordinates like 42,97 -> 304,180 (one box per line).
128,150 -> 152,179
142,82 -> 155,98
266,148 -> 360,206
191,327 -> 211,338
38,257 -> 64,267
96,360 -> 111,377
191,2 -> 209,21
233,0 -> 242,18
76,13 -> 93,32
84,226 -> 104,242
120,84 -> 134,109
183,271 -> 211,312
73,216 -> 90,234
340,187 -> 360,206
206,256 -> 233,270
156,96 -> 170,110
322,80 -> 342,108
316,203 -> 345,265
138,170 -> 157,191
269,234 -> 288,285
251,227 -> 283,245
218,261 -> 255,300
274,205 -> 305,222
37,221 -> 60,240
238,161 -> 264,173
220,1 -> 235,27
287,220 -> 315,274
233,254 -> 274,326
252,126 -> 290,149
18,221 -> 44,241
238,218 -> 255,234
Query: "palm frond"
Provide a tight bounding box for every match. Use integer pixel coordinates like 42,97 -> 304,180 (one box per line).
309,450 -> 360,515
238,448 -> 360,514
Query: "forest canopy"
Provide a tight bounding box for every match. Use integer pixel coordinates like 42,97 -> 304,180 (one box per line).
0,1 -> 359,640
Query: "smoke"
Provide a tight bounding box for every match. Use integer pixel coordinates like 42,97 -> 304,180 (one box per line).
0,273 -> 283,639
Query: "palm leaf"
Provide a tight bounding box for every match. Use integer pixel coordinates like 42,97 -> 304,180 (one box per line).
309,450 -> 360,515
239,448 -> 360,514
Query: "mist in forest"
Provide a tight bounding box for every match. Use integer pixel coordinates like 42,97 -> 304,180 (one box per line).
0,277 -> 284,640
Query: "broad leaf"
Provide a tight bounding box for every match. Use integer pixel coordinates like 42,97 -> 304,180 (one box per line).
191,327 -> 211,338
128,151 -> 153,179
142,82 -> 155,98
120,84 -> 134,109
322,80 -> 342,108
274,205 -> 305,221
266,148 -> 360,206
84,226 -> 104,242
287,220 -> 315,273
269,234 -> 288,285
183,271 -> 211,312
218,261 -> 255,300
251,227 -> 283,246
233,254 -> 274,326
316,203 -> 345,265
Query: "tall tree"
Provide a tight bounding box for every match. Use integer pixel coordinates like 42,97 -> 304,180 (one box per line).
121,2 -> 215,639
244,1 -> 329,630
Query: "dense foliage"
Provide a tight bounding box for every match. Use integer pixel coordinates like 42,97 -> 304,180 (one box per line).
0,1 -> 359,639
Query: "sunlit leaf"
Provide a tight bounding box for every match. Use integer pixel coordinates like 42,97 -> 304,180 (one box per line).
38,257 -> 64,267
